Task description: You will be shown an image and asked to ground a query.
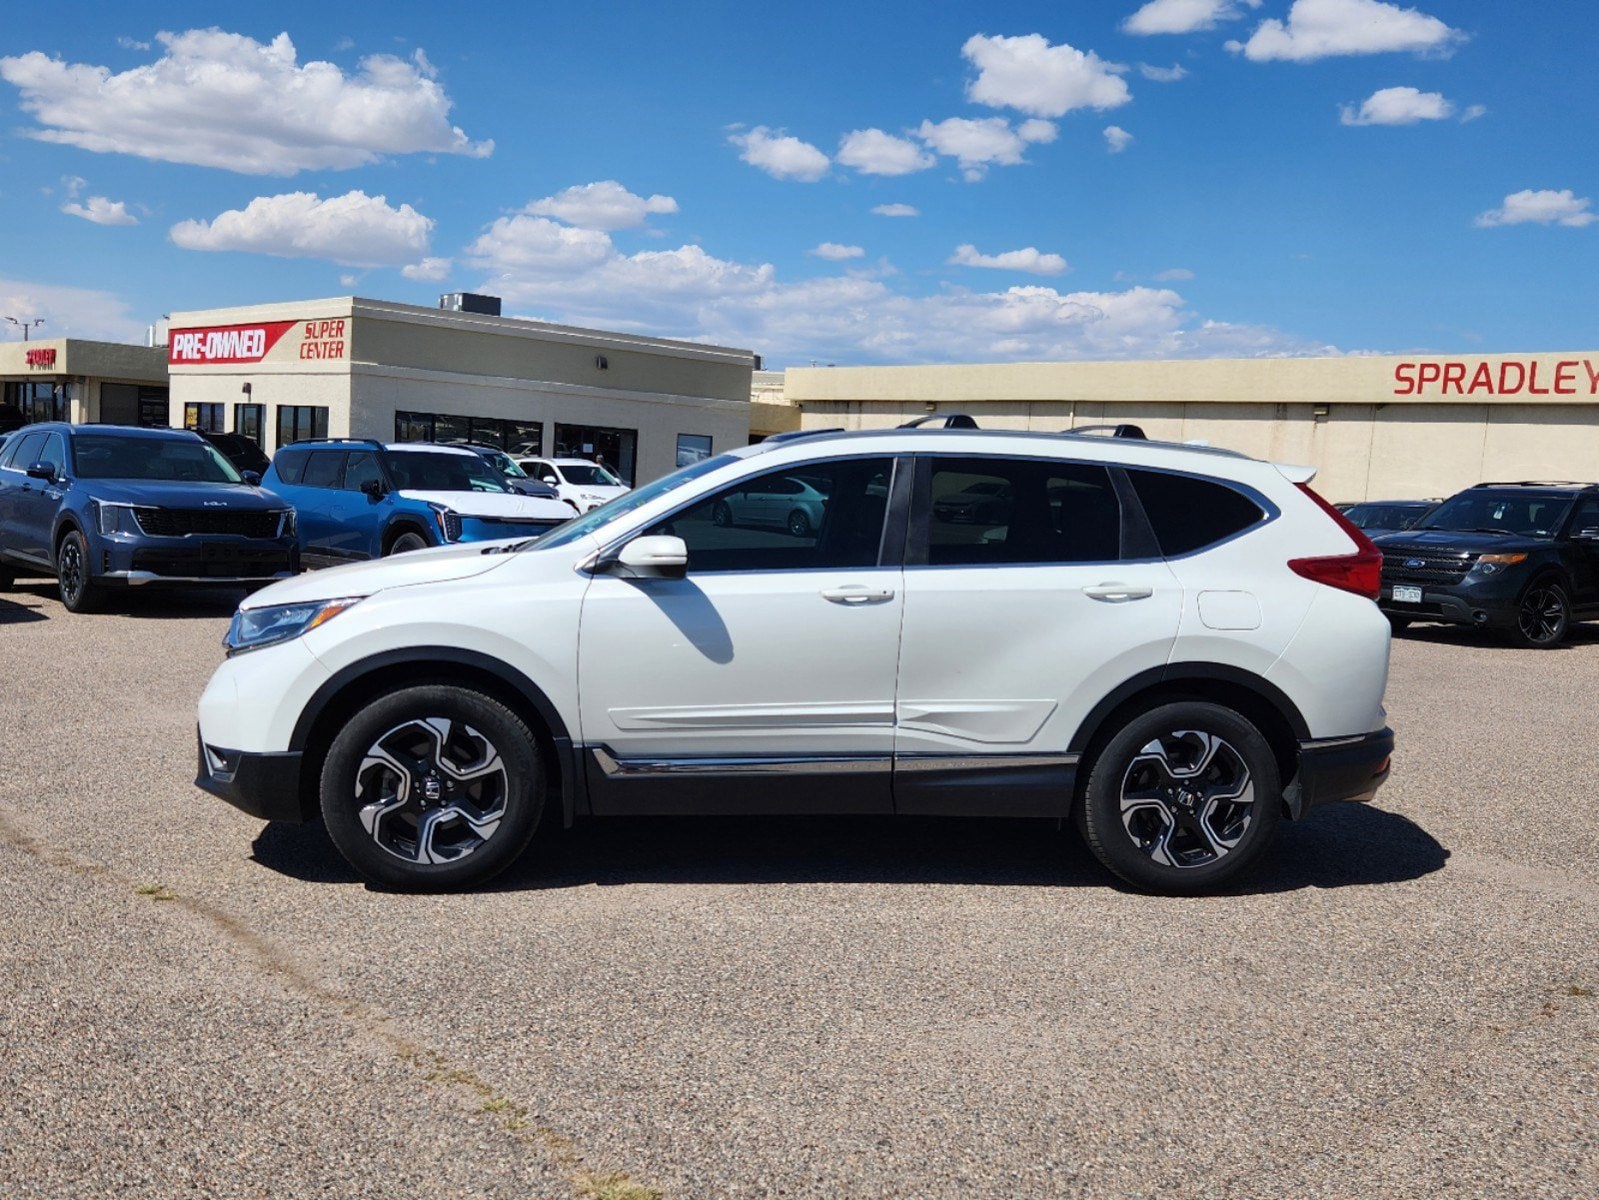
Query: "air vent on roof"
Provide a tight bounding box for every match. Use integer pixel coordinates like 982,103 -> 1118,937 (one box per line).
439,292 -> 502,316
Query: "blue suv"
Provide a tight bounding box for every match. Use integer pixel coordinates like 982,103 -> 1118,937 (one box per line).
261,439 -> 574,566
0,423 -> 297,612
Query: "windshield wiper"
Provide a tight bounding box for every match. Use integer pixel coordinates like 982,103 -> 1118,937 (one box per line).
481,538 -> 535,555
1466,527 -> 1515,536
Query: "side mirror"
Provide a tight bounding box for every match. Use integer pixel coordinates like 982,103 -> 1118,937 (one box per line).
26,462 -> 55,483
241,470 -> 262,486
360,478 -> 386,500
606,535 -> 688,579
541,475 -> 559,486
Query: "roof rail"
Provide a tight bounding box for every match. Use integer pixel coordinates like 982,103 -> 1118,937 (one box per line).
1064,423 -> 1147,440
761,427 -> 845,444
898,413 -> 979,429
1473,480 -> 1594,488
279,436 -> 386,449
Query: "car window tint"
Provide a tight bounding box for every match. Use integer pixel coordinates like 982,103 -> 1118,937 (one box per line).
272,447 -> 310,485
343,451 -> 383,492
5,432 -> 46,470
36,433 -> 67,476
1569,497 -> 1599,537
1126,469 -> 1264,556
926,457 -> 1121,566
645,457 -> 894,573
301,451 -> 346,489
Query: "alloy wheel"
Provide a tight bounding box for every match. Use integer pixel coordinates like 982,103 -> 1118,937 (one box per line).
355,718 -> 509,864
59,538 -> 85,606
1118,730 -> 1255,868
1516,584 -> 1566,645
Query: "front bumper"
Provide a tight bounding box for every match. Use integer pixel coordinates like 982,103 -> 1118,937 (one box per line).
1287,727 -> 1394,818
195,731 -> 310,822
1377,577 -> 1520,629
95,530 -> 299,585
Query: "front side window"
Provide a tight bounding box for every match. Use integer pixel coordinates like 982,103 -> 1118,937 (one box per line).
343,451 -> 383,492
924,457 -> 1121,566
385,451 -> 510,493
36,433 -> 67,478
559,462 -> 623,487
535,453 -> 737,552
1125,468 -> 1266,557
1568,497 -> 1599,539
645,457 -> 894,573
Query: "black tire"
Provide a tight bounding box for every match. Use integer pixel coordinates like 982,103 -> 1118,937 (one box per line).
0,567 -> 14,591
56,529 -> 102,613
387,529 -> 430,555
319,685 -> 544,890
1507,577 -> 1570,648
712,500 -> 732,527
1078,701 -> 1282,894
1386,614 -> 1412,634
787,509 -> 812,538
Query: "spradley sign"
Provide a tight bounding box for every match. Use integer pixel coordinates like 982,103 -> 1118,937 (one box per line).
1394,358 -> 1599,397
168,319 -> 348,366
24,347 -> 57,369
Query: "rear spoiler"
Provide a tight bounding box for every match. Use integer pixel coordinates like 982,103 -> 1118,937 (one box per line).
1273,462 -> 1318,485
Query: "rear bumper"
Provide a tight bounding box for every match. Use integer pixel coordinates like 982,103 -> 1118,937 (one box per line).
1288,727 -> 1394,817
195,731 -> 309,822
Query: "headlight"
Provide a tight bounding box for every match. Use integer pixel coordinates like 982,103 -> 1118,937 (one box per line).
95,501 -> 137,535
430,504 -> 463,542
1470,552 -> 1528,576
224,597 -> 362,655
278,509 -> 297,537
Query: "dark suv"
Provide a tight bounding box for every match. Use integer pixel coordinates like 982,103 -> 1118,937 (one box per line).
1374,481 -> 1599,647
0,423 -> 297,612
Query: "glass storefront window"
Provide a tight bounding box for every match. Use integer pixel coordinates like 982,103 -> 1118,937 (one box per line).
677,433 -> 713,468
184,402 -> 225,433
554,422 -> 637,485
394,411 -> 543,455
3,380 -> 72,423
235,403 -> 265,443
276,405 -> 328,448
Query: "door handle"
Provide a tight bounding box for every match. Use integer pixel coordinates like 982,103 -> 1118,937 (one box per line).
1082,582 -> 1154,602
821,585 -> 896,604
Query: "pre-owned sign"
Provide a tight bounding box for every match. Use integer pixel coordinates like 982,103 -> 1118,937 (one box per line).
168,319 -> 348,366
1394,358 -> 1599,397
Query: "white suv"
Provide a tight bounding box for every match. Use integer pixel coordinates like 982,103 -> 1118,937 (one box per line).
514,456 -> 630,512
196,422 -> 1394,894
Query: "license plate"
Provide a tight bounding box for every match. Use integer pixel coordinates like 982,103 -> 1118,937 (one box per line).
1392,585 -> 1423,604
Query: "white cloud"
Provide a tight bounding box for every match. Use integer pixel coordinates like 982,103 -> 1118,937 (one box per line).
116,36 -> 151,51
1231,0 -> 1466,63
1125,0 -> 1262,35
1475,190 -> 1597,229
871,203 -> 920,218
917,116 -> 1057,180
962,33 -> 1131,118
727,125 -> 830,181
464,215 -> 614,272
1139,62 -> 1190,82
339,274 -> 360,288
401,256 -> 452,281
1104,125 -> 1134,153
1460,104 -> 1487,123
0,276 -> 146,342
1339,86 -> 1454,125
0,29 -> 490,175
61,174 -> 86,198
949,244 -> 1070,276
62,195 -> 138,226
810,243 -> 865,261
836,128 -> 935,176
170,190 -> 434,265
523,180 -> 678,231
1154,267 -> 1196,281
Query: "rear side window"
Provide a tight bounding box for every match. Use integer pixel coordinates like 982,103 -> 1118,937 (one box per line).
272,447 -> 311,485
1126,469 -> 1265,557
924,457 -> 1121,566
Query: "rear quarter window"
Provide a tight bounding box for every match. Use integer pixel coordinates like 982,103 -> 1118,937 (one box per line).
1126,468 -> 1265,557
272,447 -> 311,485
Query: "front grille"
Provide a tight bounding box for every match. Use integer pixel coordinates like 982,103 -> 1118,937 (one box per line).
133,507 -> 284,539
1381,549 -> 1477,584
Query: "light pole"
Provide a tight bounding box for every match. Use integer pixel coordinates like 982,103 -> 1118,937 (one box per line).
5,317 -> 45,340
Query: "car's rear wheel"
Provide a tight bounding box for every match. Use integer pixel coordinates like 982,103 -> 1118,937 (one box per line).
1078,701 -> 1281,894
387,530 -> 430,555
787,509 -> 812,537
1508,578 -> 1569,648
320,685 -> 544,890
56,529 -> 102,613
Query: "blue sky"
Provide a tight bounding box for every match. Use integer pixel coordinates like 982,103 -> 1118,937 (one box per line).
0,1 -> 1594,367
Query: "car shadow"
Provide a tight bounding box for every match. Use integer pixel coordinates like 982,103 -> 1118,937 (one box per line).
3,580 -> 246,619
250,804 -> 1448,896
0,594 -> 48,624
1395,621 -> 1599,650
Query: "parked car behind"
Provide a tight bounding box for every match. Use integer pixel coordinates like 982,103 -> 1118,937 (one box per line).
200,431 -> 271,478
513,456 -> 629,512
1375,480 -> 1599,647
1339,499 -> 1435,533
450,443 -> 572,506
198,419 -> 1394,895
262,439 -> 573,567
0,423 -> 297,611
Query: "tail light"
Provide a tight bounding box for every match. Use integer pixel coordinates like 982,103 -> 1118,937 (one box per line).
1288,483 -> 1382,600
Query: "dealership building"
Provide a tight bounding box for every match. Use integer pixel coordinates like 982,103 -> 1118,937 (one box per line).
781,351 -> 1599,502
164,295 -> 760,484
0,338 -> 169,428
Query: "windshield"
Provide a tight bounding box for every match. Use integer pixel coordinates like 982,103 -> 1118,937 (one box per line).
387,451 -> 510,493
559,463 -> 622,486
1416,491 -> 1572,537
483,450 -> 528,478
74,435 -> 243,484
534,453 -> 739,550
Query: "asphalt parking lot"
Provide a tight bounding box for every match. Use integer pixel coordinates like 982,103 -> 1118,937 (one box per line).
1,582 -> 1596,1200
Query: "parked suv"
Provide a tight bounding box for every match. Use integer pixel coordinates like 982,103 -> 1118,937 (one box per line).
0,423 -> 296,611
197,421 -> 1394,894
261,439 -> 574,567
451,443 -> 572,505
514,456 -> 629,512
1374,481 -> 1599,647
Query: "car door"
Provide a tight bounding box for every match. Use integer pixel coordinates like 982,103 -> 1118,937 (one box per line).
15,431 -> 68,562
0,431 -> 48,564
293,450 -> 349,565
892,454 -> 1183,816
330,450 -> 390,560
1562,495 -> 1599,609
577,455 -> 903,815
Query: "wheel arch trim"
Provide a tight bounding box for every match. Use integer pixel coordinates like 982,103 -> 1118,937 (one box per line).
1066,662 -> 1312,755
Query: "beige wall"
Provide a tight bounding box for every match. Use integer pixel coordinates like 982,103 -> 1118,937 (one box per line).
786,352 -> 1599,502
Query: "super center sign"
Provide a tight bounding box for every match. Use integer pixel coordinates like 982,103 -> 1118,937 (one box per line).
168,319 -> 348,366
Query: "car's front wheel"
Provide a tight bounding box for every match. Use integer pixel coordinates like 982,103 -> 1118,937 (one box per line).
387,530 -> 430,555
1078,701 -> 1281,894
319,685 -> 544,890
787,509 -> 812,537
56,529 -> 102,613
1508,578 -> 1569,648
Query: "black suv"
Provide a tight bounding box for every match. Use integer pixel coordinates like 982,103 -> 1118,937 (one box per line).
1374,481 -> 1599,647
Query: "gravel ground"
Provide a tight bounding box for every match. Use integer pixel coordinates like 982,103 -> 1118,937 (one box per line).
1,580 -> 1596,1199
